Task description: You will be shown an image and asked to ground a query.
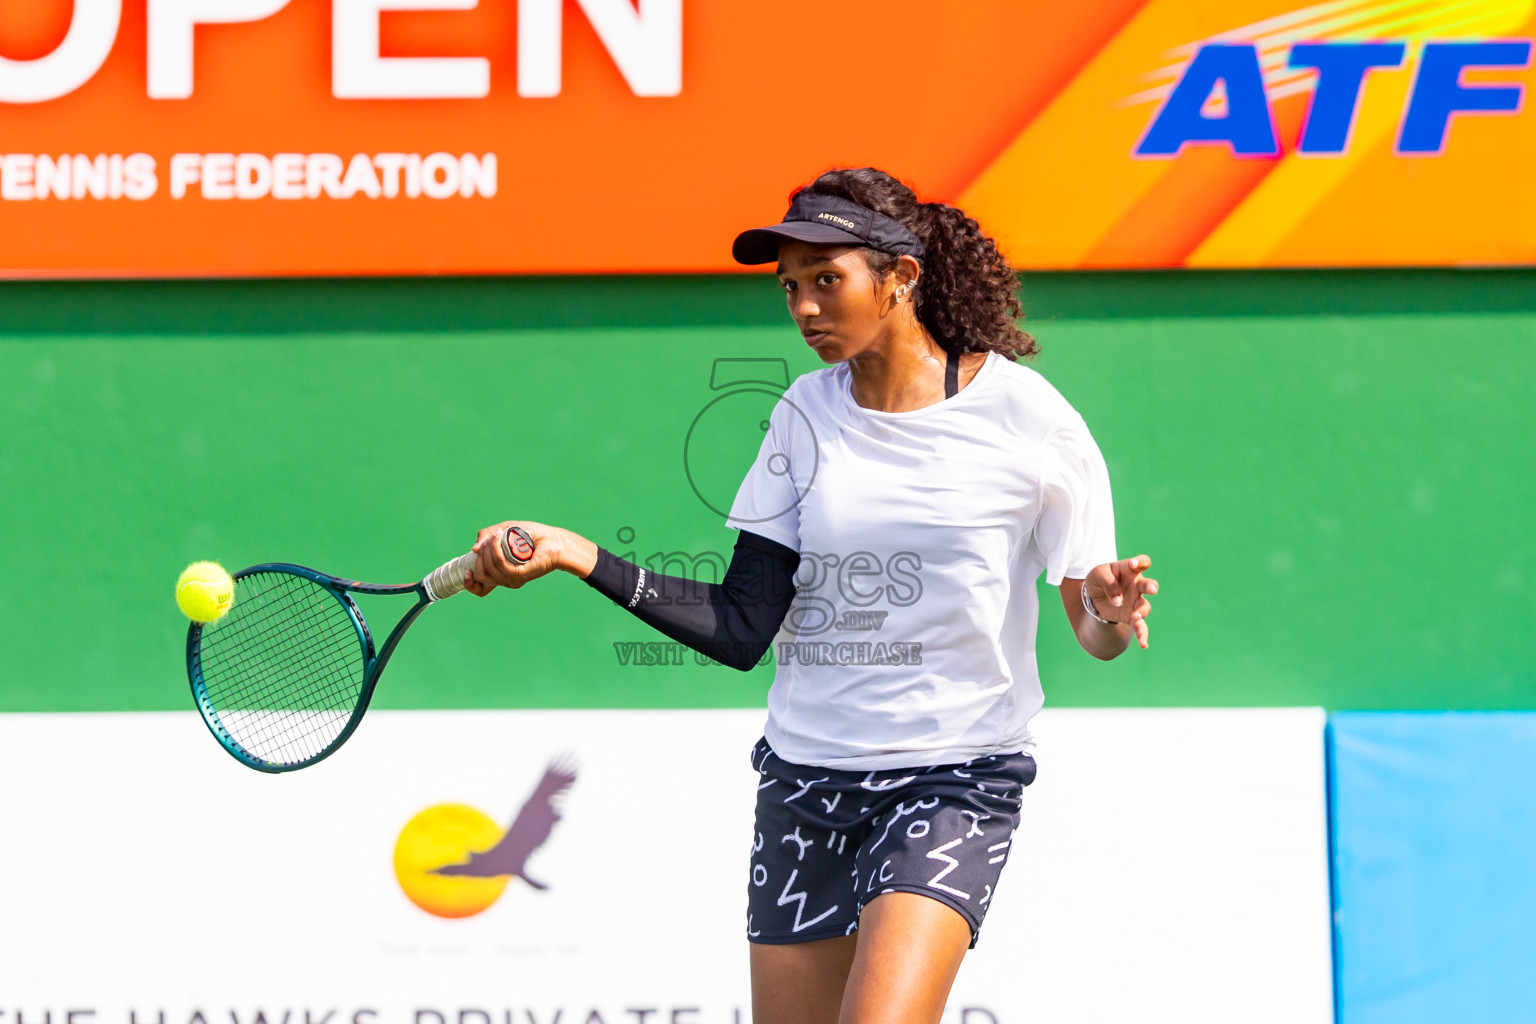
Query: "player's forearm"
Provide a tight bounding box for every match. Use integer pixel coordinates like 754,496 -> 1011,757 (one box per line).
1075,580 -> 1133,660
580,532 -> 798,672
1077,617 -> 1132,660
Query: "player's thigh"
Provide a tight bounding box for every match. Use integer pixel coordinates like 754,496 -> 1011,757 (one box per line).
840,891 -> 971,1024
750,933 -> 858,1024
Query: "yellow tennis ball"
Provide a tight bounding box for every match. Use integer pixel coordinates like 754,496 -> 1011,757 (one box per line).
176,561 -> 235,623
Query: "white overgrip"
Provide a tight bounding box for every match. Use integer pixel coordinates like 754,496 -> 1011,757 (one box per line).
423,550 -> 478,602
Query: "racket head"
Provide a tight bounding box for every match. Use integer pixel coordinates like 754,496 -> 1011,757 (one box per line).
187,564 -> 379,773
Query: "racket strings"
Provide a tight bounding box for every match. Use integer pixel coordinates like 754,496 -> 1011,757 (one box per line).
203,589 -> 359,762
206,583 -> 353,715
203,593 -> 358,761
196,571 -> 367,766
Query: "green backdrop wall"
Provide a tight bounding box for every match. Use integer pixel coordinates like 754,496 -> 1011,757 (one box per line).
2,270 -> 1532,712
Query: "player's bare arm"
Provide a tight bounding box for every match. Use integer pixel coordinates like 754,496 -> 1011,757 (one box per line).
1061,554 -> 1159,658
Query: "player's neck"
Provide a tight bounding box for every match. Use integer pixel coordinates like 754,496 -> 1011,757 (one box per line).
845,325 -> 955,413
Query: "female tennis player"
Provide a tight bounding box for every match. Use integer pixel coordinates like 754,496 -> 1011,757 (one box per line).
462,167 -> 1157,1024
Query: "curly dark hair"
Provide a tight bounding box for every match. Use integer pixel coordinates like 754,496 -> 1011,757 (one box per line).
792,167 -> 1038,359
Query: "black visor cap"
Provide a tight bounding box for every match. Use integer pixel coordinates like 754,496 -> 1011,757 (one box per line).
732,193 -> 925,266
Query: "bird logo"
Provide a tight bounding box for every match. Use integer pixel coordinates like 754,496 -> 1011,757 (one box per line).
392,759 -> 577,919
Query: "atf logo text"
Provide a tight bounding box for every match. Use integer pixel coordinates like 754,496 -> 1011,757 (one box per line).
1136,39 -> 1532,157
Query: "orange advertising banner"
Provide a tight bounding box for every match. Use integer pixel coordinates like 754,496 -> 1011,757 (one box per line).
0,0 -> 1532,276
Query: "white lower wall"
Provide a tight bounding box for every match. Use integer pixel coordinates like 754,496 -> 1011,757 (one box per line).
0,708 -> 1331,1023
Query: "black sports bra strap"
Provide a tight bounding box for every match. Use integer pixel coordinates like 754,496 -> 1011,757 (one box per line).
944,347 -> 959,399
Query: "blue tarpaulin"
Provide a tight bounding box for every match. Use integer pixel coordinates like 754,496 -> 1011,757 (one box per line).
1330,712 -> 1536,1024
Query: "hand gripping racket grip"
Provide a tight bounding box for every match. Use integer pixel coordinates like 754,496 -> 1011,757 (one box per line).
423,525 -> 535,602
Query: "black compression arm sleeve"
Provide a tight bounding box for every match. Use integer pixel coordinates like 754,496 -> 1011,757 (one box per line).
582,530 -> 799,671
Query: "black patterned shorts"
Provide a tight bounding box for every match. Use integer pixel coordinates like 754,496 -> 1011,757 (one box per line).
746,737 -> 1037,948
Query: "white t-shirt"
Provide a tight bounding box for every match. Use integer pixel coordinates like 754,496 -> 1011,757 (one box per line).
726,350 -> 1117,770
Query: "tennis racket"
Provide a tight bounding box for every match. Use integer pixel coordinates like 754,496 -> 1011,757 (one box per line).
186,525 -> 535,773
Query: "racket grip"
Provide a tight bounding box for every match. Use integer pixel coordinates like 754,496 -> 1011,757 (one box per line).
423,527 -> 536,602
424,550 -> 478,602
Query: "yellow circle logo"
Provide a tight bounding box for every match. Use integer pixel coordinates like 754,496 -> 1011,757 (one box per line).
393,803 -> 510,918
392,761 -> 577,920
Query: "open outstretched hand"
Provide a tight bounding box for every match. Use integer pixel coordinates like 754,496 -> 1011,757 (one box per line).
1084,555 -> 1158,649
